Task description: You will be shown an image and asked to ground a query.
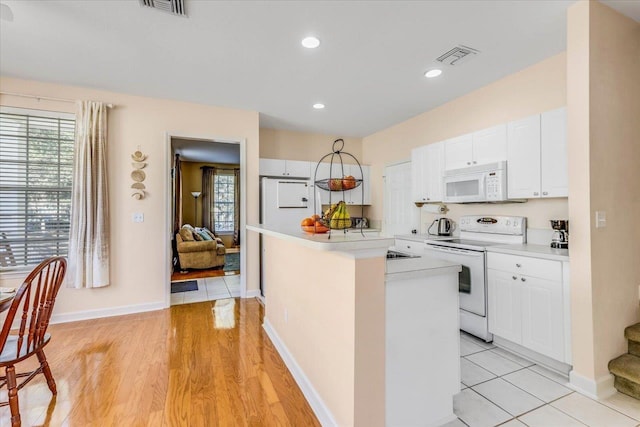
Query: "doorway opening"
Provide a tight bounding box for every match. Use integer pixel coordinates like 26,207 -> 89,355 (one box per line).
167,135 -> 246,306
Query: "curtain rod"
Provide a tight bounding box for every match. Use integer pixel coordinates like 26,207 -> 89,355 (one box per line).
200,166 -> 239,171
0,91 -> 114,108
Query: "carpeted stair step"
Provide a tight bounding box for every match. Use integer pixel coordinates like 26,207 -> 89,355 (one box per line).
609,353 -> 640,400
625,323 -> 640,356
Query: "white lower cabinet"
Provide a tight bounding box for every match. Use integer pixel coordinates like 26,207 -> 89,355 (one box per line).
487,252 -> 568,363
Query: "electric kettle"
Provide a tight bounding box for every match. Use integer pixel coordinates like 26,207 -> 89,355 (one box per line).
429,218 -> 452,236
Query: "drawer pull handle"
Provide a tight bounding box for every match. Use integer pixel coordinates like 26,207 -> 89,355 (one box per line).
521,277 -> 526,282
516,263 -> 522,268
512,276 -> 517,280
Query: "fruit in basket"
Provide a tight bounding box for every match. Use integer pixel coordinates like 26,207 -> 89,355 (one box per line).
311,214 -> 321,221
330,201 -> 351,229
301,217 -> 314,226
329,178 -> 343,191
323,203 -> 339,221
342,175 -> 356,190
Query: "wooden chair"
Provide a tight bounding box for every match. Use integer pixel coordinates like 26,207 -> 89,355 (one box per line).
0,257 -> 67,427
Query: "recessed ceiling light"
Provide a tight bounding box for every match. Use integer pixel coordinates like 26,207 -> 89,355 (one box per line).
302,36 -> 320,49
313,103 -> 325,109
424,69 -> 443,78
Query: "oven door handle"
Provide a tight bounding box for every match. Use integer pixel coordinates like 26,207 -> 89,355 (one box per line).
427,246 -> 484,257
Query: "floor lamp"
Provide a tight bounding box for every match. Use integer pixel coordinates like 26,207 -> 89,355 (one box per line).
191,191 -> 201,226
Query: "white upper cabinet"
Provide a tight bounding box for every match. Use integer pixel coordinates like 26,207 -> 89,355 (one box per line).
444,125 -> 507,170
473,124 -> 508,166
259,158 -> 311,178
411,142 -> 444,203
541,107 -> 568,198
444,134 -> 473,170
507,115 -> 542,199
507,108 -> 568,199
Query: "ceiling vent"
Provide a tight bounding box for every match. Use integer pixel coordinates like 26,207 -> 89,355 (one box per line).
436,45 -> 479,66
139,0 -> 186,17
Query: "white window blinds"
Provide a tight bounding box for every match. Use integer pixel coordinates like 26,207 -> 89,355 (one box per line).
0,107 -> 75,271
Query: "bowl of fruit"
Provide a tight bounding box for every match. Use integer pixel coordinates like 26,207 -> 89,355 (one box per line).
301,215 -> 330,234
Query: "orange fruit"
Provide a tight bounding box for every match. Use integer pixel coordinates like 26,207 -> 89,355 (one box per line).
301,218 -> 314,226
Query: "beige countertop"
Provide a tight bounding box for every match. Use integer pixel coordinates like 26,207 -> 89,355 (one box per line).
487,244 -> 569,261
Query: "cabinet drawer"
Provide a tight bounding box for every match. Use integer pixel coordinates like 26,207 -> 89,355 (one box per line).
487,252 -> 561,282
394,239 -> 425,254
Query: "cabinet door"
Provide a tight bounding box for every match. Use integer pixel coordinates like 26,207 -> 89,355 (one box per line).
507,115 -> 541,199
285,160 -> 311,178
425,142 -> 444,202
473,124 -> 507,166
411,146 -> 429,202
343,164 -> 370,205
521,276 -> 564,361
541,107 -> 568,198
259,158 -> 286,176
444,134 -> 473,170
488,269 -> 522,344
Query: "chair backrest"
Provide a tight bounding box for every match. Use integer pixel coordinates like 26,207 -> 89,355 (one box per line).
0,257 -> 67,359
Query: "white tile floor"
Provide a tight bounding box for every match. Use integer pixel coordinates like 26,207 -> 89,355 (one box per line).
170,273 -> 241,306
450,332 -> 640,427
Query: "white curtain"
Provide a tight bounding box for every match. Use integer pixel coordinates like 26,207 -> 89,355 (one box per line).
67,101 -> 110,288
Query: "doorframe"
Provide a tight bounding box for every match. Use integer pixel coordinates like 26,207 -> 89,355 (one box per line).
164,132 -> 248,308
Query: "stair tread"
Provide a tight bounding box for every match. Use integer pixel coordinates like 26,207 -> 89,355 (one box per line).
609,353 -> 640,383
626,323 -> 640,343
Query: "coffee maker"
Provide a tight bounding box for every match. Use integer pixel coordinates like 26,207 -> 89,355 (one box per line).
550,220 -> 569,249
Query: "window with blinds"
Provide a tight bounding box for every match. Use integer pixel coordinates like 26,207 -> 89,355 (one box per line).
213,173 -> 235,234
0,107 -> 75,271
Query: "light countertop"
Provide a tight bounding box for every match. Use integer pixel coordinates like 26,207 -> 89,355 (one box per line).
487,244 -> 569,261
247,224 -> 394,253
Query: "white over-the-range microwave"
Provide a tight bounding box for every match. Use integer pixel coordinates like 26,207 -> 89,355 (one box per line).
442,161 -> 507,203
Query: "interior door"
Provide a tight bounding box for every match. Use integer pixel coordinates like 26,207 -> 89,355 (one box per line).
384,162 -> 419,236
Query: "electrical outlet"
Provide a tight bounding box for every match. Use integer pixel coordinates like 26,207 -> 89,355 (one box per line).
595,211 -> 606,228
132,212 -> 144,223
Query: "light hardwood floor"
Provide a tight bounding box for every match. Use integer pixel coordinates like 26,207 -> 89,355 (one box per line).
0,298 -> 320,426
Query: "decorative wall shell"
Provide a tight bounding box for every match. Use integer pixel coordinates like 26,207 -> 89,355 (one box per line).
131,150 -> 147,200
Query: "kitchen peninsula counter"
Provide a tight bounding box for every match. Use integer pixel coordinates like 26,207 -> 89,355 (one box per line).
248,224 -> 461,427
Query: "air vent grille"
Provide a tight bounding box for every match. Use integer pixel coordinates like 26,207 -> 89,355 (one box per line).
140,0 -> 186,17
436,45 -> 479,66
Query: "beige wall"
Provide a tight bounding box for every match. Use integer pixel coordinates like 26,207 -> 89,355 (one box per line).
0,77 -> 260,315
568,0 -> 640,383
263,235 -> 385,426
362,53 -> 569,230
180,161 -> 239,247
260,128 -> 362,164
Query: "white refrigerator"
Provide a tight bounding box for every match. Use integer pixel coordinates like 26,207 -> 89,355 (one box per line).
260,177 -> 315,229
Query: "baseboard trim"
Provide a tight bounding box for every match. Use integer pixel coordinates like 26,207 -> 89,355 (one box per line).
569,370 -> 616,400
244,289 -> 261,298
50,301 -> 165,325
262,318 -> 337,427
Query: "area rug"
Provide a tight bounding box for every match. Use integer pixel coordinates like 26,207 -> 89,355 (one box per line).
223,252 -> 240,272
171,280 -> 198,293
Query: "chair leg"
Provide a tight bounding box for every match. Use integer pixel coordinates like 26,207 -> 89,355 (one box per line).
6,365 -> 21,427
36,350 -> 57,395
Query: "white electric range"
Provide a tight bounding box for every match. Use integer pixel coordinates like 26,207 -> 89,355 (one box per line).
424,215 -> 527,342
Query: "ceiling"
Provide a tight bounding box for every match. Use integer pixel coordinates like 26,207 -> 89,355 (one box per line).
0,1 -> 638,137
172,138 -> 240,164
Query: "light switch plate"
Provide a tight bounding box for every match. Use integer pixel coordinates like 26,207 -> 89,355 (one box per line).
133,212 -> 144,223
595,211 -> 606,228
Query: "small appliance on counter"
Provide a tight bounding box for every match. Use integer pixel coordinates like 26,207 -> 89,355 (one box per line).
550,219 -> 569,249
350,217 -> 369,229
428,217 -> 452,236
